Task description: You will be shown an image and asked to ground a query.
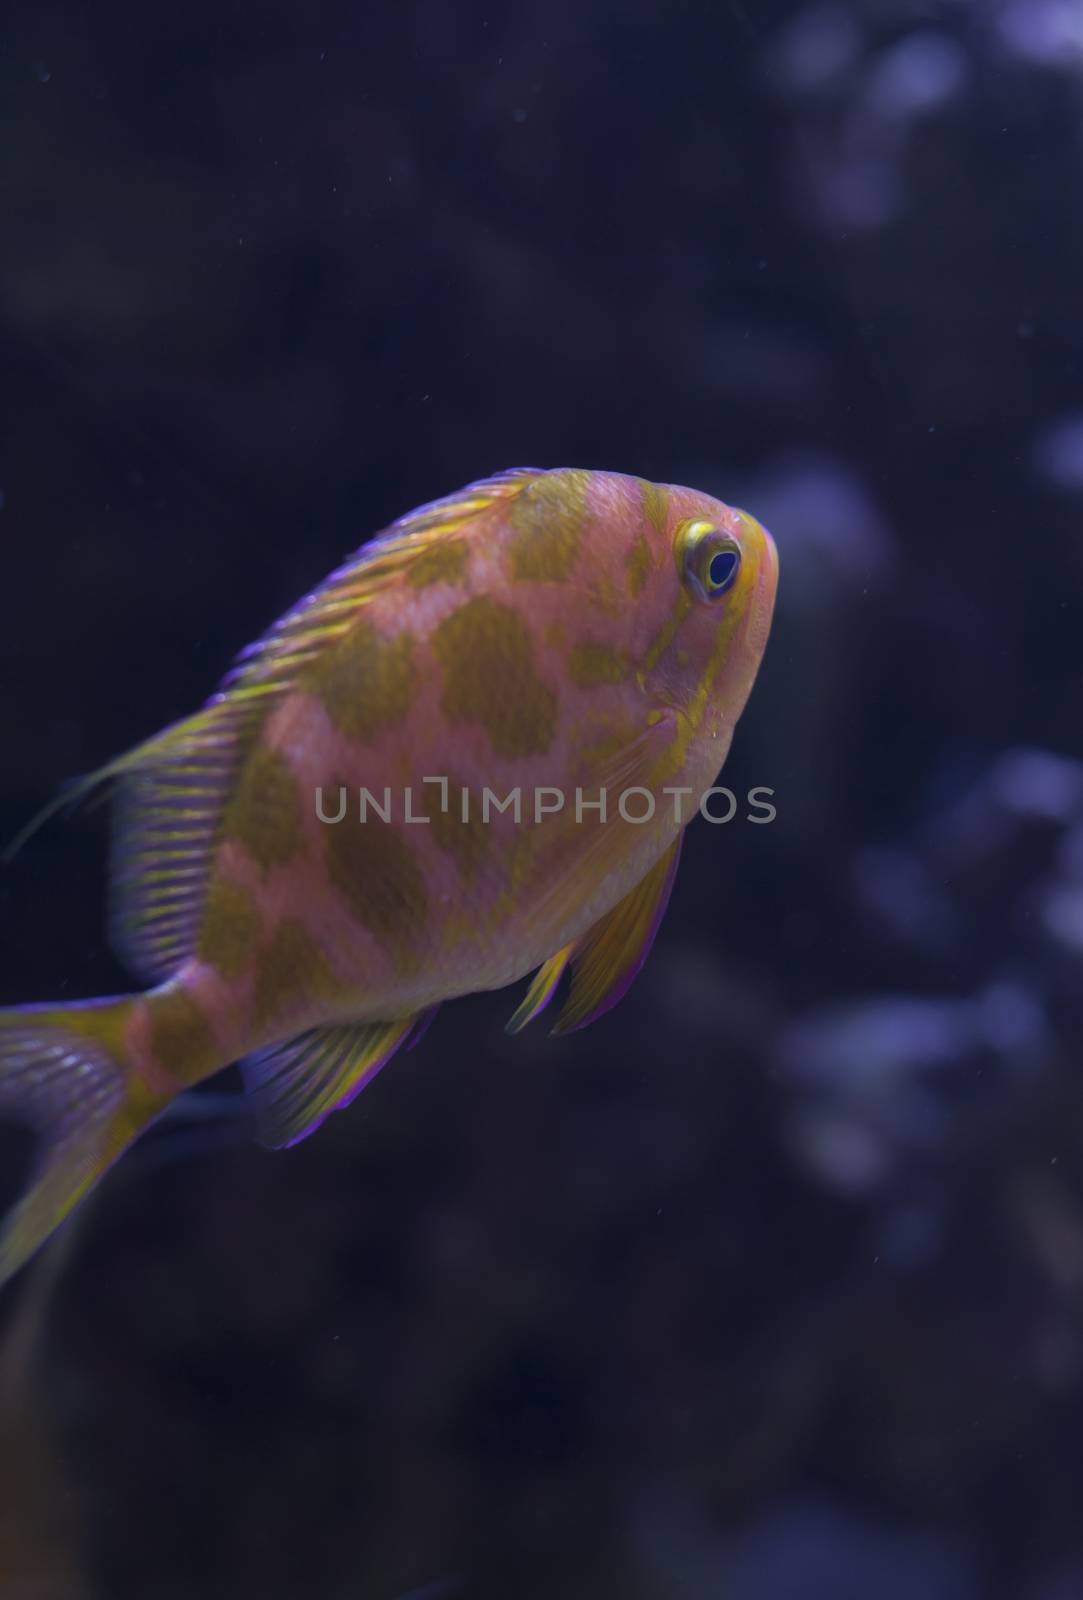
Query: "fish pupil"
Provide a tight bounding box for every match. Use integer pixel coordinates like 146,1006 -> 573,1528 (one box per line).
708,549 -> 738,591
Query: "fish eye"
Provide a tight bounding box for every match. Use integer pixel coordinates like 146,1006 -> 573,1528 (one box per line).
676,520 -> 743,603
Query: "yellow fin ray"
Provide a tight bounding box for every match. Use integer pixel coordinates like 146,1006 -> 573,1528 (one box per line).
5,698 -> 253,983
505,945 -> 573,1034
105,704 -> 256,982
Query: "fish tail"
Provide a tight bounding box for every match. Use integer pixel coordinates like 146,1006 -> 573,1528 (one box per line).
0,994 -> 167,1291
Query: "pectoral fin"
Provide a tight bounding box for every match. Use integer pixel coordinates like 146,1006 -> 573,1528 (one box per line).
509,833 -> 683,1037
510,709 -> 681,934
241,1015 -> 422,1149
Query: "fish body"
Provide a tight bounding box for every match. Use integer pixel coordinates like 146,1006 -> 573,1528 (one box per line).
0,467 -> 777,1286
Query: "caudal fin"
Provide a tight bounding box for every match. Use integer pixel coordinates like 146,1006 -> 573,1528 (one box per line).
0,997 -> 161,1291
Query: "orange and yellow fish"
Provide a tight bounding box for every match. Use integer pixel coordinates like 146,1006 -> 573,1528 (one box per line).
0,467 -> 778,1288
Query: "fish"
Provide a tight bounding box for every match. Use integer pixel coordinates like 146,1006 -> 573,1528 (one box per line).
0,466 -> 777,1289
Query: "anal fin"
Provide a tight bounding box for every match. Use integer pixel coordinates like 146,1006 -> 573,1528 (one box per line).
241,1016 -> 422,1149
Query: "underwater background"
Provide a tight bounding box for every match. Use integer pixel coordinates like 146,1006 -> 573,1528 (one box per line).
2,0 -> 1083,1596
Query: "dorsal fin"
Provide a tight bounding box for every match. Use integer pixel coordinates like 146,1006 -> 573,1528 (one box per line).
220,467 -> 541,702
106,702 -> 252,982
6,468 -> 543,981
106,467 -> 533,984
107,471 -> 541,981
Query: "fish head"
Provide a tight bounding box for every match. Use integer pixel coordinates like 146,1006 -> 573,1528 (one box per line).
639,488 -> 778,752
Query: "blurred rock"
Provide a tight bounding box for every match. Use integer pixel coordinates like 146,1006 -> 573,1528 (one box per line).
1033,414 -> 1083,493
633,1491 -> 981,1600
861,33 -> 968,125
995,0 -> 1083,71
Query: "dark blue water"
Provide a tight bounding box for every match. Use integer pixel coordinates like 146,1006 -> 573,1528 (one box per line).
1,2 -> 1082,1596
